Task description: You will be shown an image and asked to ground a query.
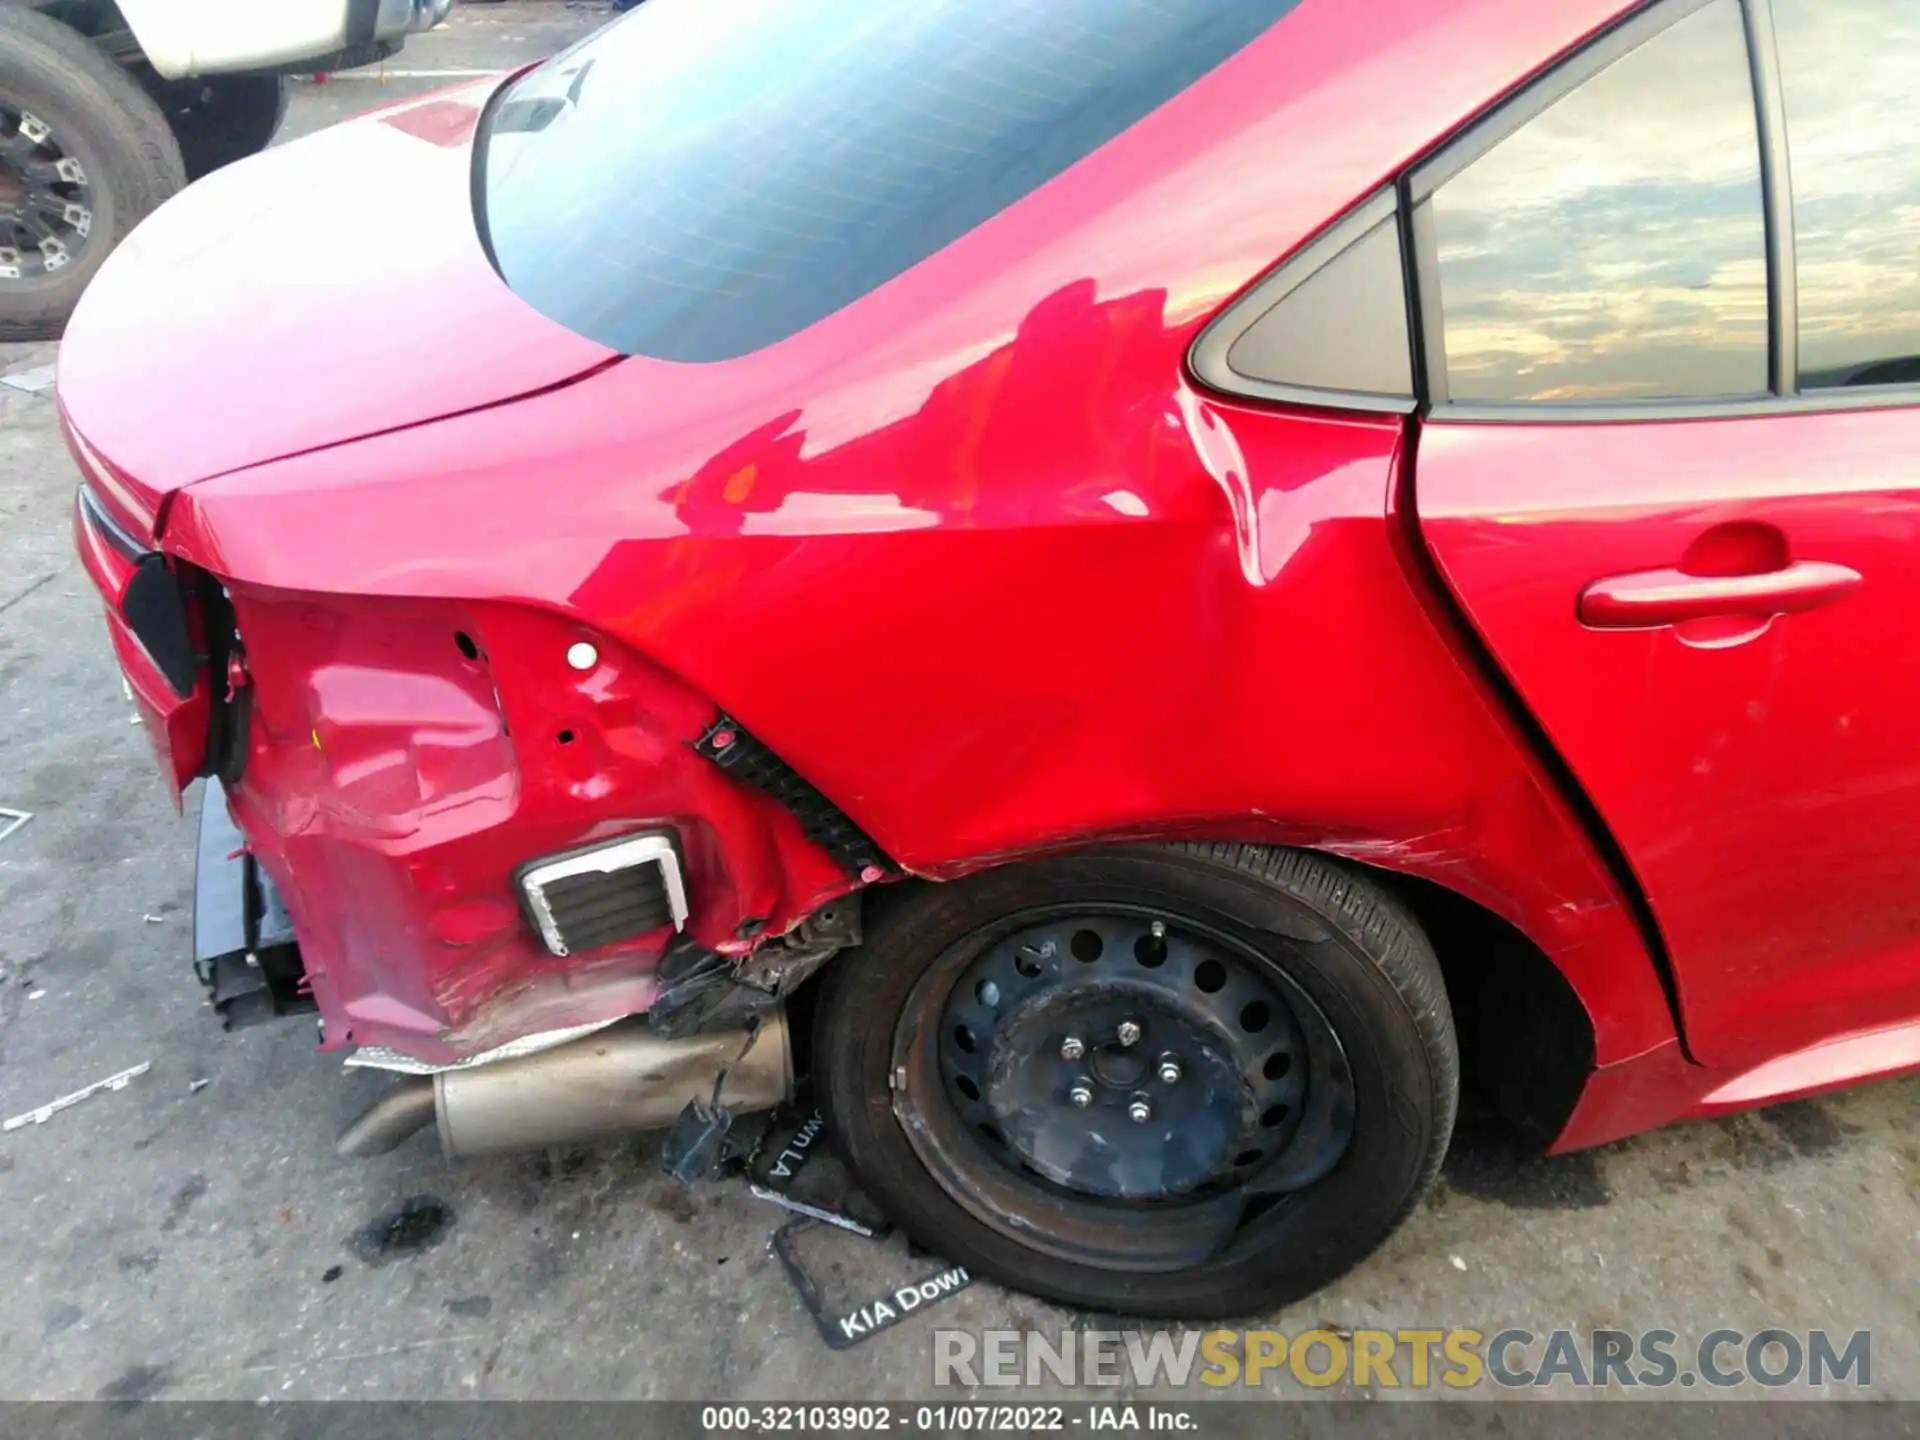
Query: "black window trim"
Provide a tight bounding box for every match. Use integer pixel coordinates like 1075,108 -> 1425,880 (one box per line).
1187,188 -> 1419,415
1412,0 -> 1920,425
1746,0 -> 1798,398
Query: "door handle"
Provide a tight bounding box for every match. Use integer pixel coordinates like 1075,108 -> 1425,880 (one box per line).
1578,560 -> 1862,630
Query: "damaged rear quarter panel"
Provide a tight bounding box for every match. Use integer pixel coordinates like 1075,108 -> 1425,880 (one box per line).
220,587 -> 846,1061
174,349 -> 1669,1069
157,0 -> 1674,1067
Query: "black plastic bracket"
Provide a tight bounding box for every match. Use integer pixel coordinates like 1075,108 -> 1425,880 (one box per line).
648,937 -> 781,1039
693,715 -> 895,878
659,1096 -> 735,1185
121,555 -> 199,698
193,779 -> 314,1030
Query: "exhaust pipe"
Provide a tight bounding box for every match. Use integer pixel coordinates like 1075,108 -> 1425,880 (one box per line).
336,1013 -> 791,1160
336,1079 -> 438,1157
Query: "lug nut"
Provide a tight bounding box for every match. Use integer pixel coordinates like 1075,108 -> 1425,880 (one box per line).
1060,1036 -> 1086,1061
1128,1095 -> 1153,1124
1116,1020 -> 1142,1047
1069,1082 -> 1094,1108
1156,1055 -> 1182,1084
1150,921 -> 1167,939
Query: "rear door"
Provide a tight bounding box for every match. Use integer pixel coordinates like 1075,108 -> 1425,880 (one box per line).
1411,0 -> 1920,1069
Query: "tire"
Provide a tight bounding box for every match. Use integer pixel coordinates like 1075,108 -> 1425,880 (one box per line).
0,7 -> 185,341
814,843 -> 1458,1318
152,73 -> 289,182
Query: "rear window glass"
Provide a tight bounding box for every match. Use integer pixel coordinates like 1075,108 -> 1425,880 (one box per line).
477,0 -> 1303,362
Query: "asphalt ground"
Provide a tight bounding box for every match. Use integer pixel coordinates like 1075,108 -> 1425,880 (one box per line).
0,0 -> 1916,1411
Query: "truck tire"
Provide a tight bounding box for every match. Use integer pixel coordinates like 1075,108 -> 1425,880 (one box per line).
814,844 -> 1459,1317
0,6 -> 186,341
153,74 -> 290,181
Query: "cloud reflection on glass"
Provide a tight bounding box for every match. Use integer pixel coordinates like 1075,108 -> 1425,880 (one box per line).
1429,0 -> 1767,404
1775,0 -> 1920,390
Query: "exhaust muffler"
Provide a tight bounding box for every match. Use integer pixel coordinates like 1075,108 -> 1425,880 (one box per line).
336,1013 -> 791,1160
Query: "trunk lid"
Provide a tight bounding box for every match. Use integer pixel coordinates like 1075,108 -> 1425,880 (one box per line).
56,81 -> 618,532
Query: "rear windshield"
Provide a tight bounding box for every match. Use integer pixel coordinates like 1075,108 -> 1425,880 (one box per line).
477,0 -> 1303,361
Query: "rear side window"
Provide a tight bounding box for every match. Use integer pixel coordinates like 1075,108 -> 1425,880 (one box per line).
478,0 -> 1304,362
1189,191 -> 1416,412
1419,0 -> 1768,405
1773,0 -> 1920,389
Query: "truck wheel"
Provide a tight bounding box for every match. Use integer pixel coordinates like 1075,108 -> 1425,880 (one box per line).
814,844 -> 1458,1318
154,74 -> 290,181
0,7 -> 185,341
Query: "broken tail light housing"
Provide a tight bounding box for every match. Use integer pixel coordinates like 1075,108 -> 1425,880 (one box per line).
76,484 -> 197,696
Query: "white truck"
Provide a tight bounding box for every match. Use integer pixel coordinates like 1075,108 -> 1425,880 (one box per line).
1,0 -> 452,339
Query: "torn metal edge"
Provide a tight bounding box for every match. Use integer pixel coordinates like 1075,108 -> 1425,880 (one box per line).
343,1015 -> 624,1075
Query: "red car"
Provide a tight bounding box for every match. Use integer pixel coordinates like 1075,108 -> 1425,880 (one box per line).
59,0 -> 1920,1317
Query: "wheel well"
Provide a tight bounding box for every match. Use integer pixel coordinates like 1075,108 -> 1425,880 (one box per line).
31,2 -> 130,44
1359,862 -> 1595,1148
791,847 -> 1596,1149
30,1 -> 142,74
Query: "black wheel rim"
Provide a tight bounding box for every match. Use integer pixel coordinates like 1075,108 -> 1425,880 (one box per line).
0,102 -> 94,285
893,904 -> 1357,1272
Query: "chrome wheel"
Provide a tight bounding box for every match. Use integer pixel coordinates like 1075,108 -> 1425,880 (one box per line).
0,103 -> 92,284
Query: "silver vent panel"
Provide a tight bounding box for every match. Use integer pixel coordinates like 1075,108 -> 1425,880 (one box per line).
517,833 -> 688,958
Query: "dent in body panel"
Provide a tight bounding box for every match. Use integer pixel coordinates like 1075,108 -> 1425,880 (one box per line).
601,361 -> 1666,1062
178,265 -> 1672,1070
156,0 -> 1677,1071
222,588 -> 853,1060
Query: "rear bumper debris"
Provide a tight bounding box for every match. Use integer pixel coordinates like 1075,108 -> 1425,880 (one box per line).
193,778 -> 315,1029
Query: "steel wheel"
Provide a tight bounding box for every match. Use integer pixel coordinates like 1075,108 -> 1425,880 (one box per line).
0,103 -> 92,285
891,903 -> 1357,1270
819,846 -> 1456,1315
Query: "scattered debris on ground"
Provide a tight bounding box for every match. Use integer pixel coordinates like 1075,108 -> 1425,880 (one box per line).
728,1094 -> 972,1350
0,366 -> 55,395
2,1061 -> 152,1132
